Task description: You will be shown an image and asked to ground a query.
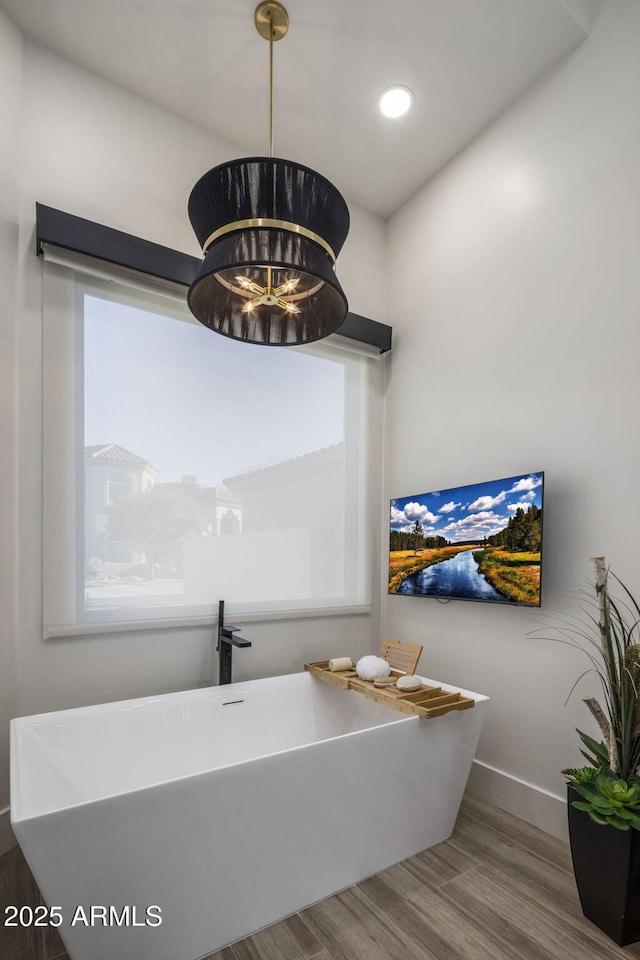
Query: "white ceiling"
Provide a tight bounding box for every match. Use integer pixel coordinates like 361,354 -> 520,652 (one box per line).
1,0 -> 590,217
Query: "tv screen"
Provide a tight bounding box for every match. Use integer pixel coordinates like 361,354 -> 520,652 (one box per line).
388,472 -> 544,606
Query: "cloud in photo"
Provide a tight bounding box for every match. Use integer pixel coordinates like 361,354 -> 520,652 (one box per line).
439,501 -> 461,514
442,510 -> 507,541
507,501 -> 534,513
510,475 -> 542,493
403,501 -> 438,525
390,501 -> 438,528
468,491 -> 506,511
390,505 -> 407,526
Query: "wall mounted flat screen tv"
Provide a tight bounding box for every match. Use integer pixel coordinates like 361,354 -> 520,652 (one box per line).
388,472 -> 544,606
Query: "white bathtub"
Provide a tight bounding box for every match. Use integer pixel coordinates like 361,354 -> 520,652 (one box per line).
11,671 -> 488,960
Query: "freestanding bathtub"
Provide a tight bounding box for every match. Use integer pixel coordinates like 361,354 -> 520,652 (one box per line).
11,670 -> 488,960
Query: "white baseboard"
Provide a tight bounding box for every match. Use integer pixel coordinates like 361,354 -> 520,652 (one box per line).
0,806 -> 17,856
466,760 -> 569,842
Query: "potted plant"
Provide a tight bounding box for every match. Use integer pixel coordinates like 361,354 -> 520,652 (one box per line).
556,556 -> 640,945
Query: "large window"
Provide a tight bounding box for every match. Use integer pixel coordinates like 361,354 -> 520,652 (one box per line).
43,257 -> 383,633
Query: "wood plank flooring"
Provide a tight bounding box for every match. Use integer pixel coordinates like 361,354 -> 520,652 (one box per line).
0,843 -> 68,960
3,792 -> 640,960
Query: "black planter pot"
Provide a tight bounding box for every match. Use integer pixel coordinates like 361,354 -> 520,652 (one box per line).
567,784 -> 640,945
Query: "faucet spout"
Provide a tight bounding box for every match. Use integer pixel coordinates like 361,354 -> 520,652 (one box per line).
217,600 -> 251,685
229,635 -> 252,648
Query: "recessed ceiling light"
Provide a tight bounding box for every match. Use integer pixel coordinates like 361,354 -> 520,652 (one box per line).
378,86 -> 414,119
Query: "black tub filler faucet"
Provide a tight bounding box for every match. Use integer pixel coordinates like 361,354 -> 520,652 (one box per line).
217,600 -> 251,685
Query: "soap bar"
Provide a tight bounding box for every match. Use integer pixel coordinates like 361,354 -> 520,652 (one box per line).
396,675 -> 422,692
373,676 -> 398,688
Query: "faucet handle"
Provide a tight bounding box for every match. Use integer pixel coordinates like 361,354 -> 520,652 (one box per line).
222,624 -> 242,633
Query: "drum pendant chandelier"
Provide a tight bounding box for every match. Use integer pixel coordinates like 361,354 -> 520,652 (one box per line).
187,1 -> 350,346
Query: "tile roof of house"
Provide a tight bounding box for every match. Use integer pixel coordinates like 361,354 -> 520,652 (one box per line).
84,443 -> 156,469
223,443 -> 343,488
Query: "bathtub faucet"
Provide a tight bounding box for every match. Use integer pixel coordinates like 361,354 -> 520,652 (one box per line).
217,600 -> 251,685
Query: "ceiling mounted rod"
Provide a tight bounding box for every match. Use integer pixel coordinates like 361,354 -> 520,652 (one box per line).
269,25 -> 273,156
254,1 -> 289,158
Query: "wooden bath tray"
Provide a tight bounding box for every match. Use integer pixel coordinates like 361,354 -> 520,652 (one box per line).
304,661 -> 474,719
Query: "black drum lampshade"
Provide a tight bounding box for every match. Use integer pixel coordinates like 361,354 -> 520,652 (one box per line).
187,157 -> 350,346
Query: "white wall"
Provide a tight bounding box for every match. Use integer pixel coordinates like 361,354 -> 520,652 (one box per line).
1,40 -> 387,852
0,7 -> 22,855
385,0 -> 640,839
558,0 -> 597,31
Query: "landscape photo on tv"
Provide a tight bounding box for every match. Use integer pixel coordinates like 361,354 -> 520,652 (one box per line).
388,472 -> 544,606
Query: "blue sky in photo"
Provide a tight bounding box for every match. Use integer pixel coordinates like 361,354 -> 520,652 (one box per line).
83,294 -> 344,486
390,473 -> 543,543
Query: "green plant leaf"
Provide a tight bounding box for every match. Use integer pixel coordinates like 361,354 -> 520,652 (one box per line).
564,766 -> 600,784
577,731 -> 609,766
608,815 -> 631,830
588,810 -> 609,825
575,782 -> 600,800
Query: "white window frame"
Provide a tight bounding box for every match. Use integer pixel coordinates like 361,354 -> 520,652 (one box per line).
42,253 -> 385,638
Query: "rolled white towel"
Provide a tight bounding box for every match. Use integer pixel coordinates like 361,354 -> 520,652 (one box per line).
328,657 -> 354,672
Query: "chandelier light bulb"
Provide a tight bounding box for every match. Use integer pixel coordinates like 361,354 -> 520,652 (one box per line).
378,85 -> 414,119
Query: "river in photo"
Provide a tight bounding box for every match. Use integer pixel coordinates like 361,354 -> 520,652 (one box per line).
398,547 -> 509,602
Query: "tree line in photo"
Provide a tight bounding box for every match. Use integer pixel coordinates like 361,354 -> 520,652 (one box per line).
389,504 -> 542,555
486,505 -> 542,553
389,528 -> 448,552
